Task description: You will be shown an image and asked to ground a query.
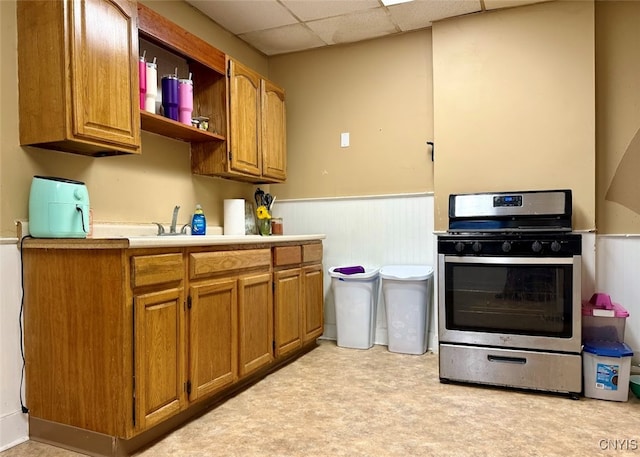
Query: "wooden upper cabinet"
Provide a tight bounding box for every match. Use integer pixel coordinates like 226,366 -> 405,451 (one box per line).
17,0 -> 141,156
261,80 -> 287,181
192,57 -> 287,184
229,59 -> 262,177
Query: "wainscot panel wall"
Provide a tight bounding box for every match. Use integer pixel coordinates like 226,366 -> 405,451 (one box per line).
275,193 -> 437,350
0,241 -> 29,451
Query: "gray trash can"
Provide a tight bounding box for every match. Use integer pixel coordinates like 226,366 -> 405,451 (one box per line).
329,267 -> 380,349
380,265 -> 434,355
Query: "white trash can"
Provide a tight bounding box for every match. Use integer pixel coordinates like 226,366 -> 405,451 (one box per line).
380,265 -> 434,355
329,266 -> 380,349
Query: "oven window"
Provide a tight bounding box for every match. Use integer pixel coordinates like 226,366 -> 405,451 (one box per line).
444,263 -> 573,337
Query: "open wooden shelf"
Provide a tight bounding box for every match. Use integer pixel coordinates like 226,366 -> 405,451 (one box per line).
140,111 -> 224,143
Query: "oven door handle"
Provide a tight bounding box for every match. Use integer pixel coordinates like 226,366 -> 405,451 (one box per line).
487,355 -> 527,365
443,255 -> 576,265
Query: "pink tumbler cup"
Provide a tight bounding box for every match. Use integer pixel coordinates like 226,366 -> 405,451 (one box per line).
178,79 -> 193,125
139,56 -> 146,110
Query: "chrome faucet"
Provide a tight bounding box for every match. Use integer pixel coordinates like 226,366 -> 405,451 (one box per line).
170,205 -> 180,233
153,206 -> 190,236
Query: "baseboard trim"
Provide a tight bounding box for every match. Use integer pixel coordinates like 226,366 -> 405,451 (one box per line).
28,342 -> 320,457
0,410 -> 29,452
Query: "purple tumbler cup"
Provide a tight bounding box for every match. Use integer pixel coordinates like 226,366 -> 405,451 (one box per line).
161,75 -> 179,121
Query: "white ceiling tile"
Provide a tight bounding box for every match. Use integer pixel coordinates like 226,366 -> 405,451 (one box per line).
240,23 -> 328,55
389,0 -> 482,31
281,0 -> 380,21
186,0 -> 553,55
306,8 -> 399,46
188,0 -> 298,34
484,0 -> 551,10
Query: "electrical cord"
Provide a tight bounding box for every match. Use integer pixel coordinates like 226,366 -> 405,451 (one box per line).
19,235 -> 30,414
76,205 -> 87,234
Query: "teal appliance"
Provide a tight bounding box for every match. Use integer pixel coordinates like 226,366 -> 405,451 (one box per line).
29,176 -> 90,238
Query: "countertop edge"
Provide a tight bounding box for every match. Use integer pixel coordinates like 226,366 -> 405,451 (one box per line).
21,234 -> 326,249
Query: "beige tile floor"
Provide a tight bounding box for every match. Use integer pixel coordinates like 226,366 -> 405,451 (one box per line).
3,340 -> 640,457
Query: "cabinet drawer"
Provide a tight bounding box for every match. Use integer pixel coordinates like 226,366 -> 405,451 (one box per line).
190,249 -> 271,279
131,254 -> 184,288
273,246 -> 301,267
303,244 -> 323,264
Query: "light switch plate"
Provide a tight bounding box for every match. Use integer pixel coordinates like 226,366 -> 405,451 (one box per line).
341,132 -> 350,148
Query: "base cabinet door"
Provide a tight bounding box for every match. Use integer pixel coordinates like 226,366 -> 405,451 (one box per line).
274,268 -> 303,358
134,287 -> 186,431
302,264 -> 324,343
238,272 -> 274,377
188,279 -> 238,402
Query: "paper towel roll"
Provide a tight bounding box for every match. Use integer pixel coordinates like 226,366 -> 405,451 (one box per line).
224,199 -> 245,235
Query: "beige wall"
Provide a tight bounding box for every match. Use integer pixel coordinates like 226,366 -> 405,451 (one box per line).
2,0 -> 638,237
268,30 -> 434,199
0,0 -> 267,238
595,0 -> 640,234
432,0 -> 596,232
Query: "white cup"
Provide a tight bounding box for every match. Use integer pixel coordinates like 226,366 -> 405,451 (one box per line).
145,62 -> 157,113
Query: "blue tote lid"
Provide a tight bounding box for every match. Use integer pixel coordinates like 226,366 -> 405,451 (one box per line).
583,340 -> 634,358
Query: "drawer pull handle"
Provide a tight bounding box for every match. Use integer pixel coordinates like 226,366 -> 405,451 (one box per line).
487,355 -> 526,365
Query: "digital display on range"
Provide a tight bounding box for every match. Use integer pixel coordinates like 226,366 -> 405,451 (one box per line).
494,195 -> 523,207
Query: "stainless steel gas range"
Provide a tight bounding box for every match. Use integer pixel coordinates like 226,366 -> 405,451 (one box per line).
437,189 -> 582,397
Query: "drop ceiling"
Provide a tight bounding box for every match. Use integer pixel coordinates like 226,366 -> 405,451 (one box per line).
185,0 -> 552,56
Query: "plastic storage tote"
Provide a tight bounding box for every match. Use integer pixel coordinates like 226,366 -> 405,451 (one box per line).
329,266 -> 380,350
583,340 -> 634,401
582,293 -> 629,342
380,265 -> 434,355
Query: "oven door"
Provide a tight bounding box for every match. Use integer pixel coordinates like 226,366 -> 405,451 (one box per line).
438,255 -> 581,353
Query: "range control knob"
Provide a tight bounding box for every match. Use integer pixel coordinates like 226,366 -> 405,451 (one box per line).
501,241 -> 512,253
454,242 -> 465,253
532,241 -> 543,253
472,242 -> 482,253
550,241 -> 562,252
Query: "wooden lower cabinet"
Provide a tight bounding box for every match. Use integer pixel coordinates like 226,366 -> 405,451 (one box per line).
22,240 -> 323,456
134,287 -> 186,430
238,272 -> 274,377
188,279 -> 237,402
302,264 -> 324,344
274,268 -> 303,357
273,242 -> 324,358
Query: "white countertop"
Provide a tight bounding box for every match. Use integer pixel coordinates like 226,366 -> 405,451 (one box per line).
17,221 -> 325,249
124,233 -> 325,248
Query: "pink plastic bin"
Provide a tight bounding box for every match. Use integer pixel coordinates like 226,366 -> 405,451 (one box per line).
582,293 -> 629,342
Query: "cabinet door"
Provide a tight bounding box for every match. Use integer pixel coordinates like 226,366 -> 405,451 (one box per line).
134,287 -> 185,431
228,59 -> 261,176
302,264 -> 324,343
274,269 -> 303,358
261,80 -> 286,181
238,272 -> 274,377
70,0 -> 140,150
188,279 -> 238,402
